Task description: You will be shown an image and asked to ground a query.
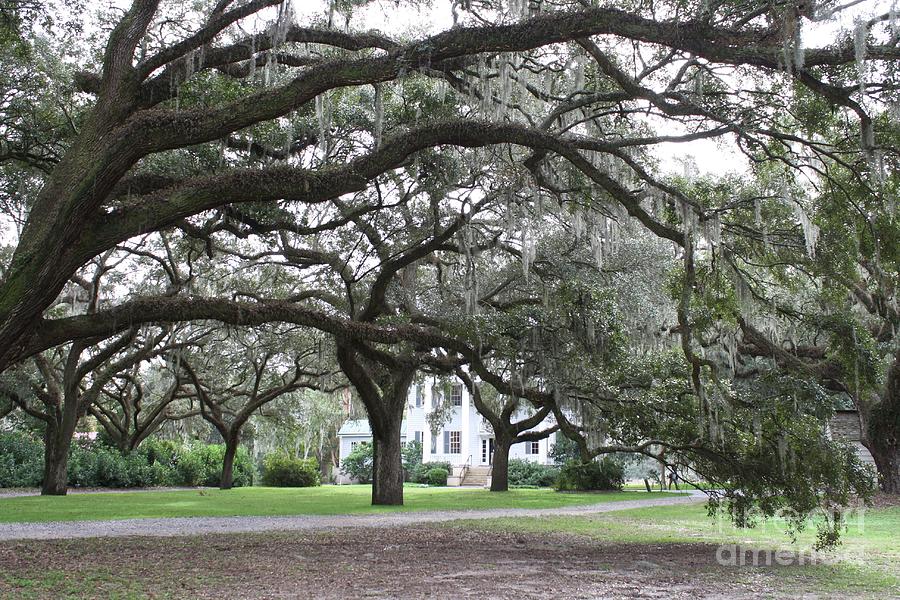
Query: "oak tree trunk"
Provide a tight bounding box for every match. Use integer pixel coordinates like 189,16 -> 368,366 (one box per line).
490,435 -> 512,492
40,392 -> 82,496
860,377 -> 900,494
41,424 -> 72,496
220,434 -> 239,490
869,444 -> 900,494
371,416 -> 404,505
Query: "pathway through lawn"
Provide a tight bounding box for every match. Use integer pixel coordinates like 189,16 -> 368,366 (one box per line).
0,490 -> 704,541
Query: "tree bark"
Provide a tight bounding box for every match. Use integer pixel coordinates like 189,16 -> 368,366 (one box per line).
371,415 -> 404,505
41,424 -> 72,496
862,364 -> 900,494
490,435 -> 511,492
869,444 -> 900,494
220,433 -> 239,490
40,390 -> 82,496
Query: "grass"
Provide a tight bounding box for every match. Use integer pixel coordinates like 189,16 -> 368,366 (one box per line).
0,569 -> 146,600
2,505 -> 897,599
0,489 -> 896,598
0,485 -> 676,523
450,502 -> 900,597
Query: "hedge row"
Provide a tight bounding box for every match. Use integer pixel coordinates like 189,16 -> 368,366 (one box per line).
0,432 -> 254,488
507,457 -> 623,491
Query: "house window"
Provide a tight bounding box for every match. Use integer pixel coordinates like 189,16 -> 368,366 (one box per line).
444,430 -> 461,454
351,441 -> 360,451
430,435 -> 437,454
525,441 -> 540,455
451,384 -> 463,406
414,431 -> 423,444
415,385 -> 424,408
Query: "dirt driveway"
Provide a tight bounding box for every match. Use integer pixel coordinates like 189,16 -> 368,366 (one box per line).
0,525 -> 828,599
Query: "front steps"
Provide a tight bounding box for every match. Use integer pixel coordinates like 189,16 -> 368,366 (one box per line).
460,465 -> 492,487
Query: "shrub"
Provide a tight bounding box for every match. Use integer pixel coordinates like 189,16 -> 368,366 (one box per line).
261,454 -> 321,487
140,439 -> 182,470
507,459 -> 559,487
341,442 -> 373,483
174,448 -> 206,486
425,467 -> 449,486
0,432 -> 43,488
0,435 -> 255,489
401,440 -> 423,482
68,443 -> 161,487
408,460 -> 451,484
555,457 -> 625,491
182,443 -> 254,487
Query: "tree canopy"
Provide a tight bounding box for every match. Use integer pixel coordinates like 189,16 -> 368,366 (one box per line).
0,0 -> 897,540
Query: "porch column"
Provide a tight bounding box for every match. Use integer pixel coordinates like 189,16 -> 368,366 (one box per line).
461,382 -> 471,465
422,384 -> 433,461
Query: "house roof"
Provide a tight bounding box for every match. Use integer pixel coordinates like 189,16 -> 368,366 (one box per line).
338,419 -> 371,436
337,419 -> 407,437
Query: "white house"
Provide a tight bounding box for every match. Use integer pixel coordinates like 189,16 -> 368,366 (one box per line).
336,377 -> 556,485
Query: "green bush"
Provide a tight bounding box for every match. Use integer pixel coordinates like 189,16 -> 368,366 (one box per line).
0,432 -> 43,488
140,439 -> 181,469
261,454 -> 321,487
555,457 -> 625,491
174,448 -> 206,486
425,467 -> 449,486
402,440 -> 423,482
341,442 -> 373,483
507,459 -> 559,487
68,442 -> 162,487
0,434 -> 256,489
183,443 -> 254,487
408,460 -> 451,484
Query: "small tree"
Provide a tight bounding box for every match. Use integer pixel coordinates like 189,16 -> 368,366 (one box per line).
180,327 -> 332,489
456,370 -> 558,492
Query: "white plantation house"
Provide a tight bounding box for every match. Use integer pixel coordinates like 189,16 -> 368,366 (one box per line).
337,378 -> 556,486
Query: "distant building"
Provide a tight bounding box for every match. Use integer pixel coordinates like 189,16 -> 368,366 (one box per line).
829,409 -> 875,466
336,377 -> 555,485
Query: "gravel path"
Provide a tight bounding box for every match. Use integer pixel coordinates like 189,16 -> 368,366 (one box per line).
0,491 -> 705,541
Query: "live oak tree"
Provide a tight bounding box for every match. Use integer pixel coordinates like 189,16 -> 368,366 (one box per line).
1,0 -> 895,362
0,1 -> 897,516
178,325 -> 331,489
0,325 -> 188,494
725,143 -> 900,493
0,248 -> 197,494
88,361 -> 199,452
456,369 -> 558,492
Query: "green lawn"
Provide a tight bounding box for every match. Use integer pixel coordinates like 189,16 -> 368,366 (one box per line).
0,485 -> 676,523
451,502 -> 900,597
